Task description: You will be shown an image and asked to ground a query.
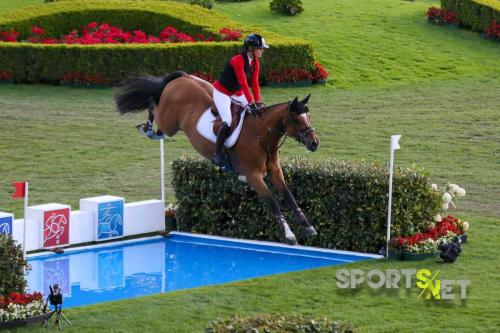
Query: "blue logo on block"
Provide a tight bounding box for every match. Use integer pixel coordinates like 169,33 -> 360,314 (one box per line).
97,201 -> 124,240
0,216 -> 13,236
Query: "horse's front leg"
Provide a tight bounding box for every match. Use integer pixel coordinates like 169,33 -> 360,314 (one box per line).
246,173 -> 298,245
267,164 -> 317,238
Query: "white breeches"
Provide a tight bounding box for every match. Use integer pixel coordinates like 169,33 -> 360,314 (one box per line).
213,88 -> 248,126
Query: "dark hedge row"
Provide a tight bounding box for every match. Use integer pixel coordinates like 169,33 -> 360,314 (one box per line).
441,0 -> 500,31
0,1 -> 314,84
172,158 -> 441,253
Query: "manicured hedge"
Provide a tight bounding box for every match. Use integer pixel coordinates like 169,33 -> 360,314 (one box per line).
172,158 -> 441,253
0,0 -> 314,84
441,0 -> 500,31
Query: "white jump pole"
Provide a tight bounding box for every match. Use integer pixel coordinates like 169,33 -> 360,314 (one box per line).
23,182 -> 29,262
160,138 -> 165,204
386,135 -> 401,258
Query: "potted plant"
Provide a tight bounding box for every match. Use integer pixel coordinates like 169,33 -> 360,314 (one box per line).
165,203 -> 178,232
0,292 -> 50,329
402,237 -> 439,261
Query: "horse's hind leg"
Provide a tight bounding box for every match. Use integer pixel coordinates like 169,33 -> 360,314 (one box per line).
246,173 -> 298,245
267,164 -> 317,238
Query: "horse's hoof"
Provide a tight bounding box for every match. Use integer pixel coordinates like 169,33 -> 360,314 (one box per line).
284,236 -> 298,246
304,226 -> 317,237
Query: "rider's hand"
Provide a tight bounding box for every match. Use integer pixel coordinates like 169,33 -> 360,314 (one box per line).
247,102 -> 260,115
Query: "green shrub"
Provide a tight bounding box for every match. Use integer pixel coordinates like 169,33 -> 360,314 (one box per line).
189,0 -> 215,9
270,0 -> 304,16
206,314 -> 355,333
0,235 -> 29,297
172,157 -> 441,253
441,0 -> 500,31
0,1 -> 314,84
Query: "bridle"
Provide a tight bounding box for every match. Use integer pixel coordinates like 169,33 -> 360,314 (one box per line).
250,101 -> 316,156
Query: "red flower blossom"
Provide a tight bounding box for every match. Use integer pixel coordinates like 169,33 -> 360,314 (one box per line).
31,26 -> 45,35
484,20 -> 500,39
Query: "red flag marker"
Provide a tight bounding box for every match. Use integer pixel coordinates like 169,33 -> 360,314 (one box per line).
12,181 -> 26,199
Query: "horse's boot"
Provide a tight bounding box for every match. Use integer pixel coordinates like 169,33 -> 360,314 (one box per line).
136,121 -> 165,141
211,121 -> 230,166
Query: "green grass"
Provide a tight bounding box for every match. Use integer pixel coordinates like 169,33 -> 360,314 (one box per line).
216,0 -> 500,88
0,0 -> 499,332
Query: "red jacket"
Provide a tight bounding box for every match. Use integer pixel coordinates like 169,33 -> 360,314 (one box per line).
213,53 -> 260,103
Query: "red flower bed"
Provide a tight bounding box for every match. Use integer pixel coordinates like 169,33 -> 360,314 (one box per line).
484,20 -> 500,39
0,23 -> 241,45
0,292 -> 43,308
190,71 -> 216,83
427,6 -> 459,24
312,62 -> 329,82
61,72 -> 108,85
0,70 -> 13,81
266,67 -> 313,83
390,215 -> 463,249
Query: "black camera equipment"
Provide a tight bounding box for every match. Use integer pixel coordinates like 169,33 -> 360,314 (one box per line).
42,284 -> 72,330
438,238 -> 462,263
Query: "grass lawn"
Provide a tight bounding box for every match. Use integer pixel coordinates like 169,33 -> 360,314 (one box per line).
0,0 -> 499,332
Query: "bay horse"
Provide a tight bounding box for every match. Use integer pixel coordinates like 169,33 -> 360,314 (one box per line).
115,71 -> 320,245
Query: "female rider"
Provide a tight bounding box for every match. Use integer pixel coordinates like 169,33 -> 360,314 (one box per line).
211,33 -> 269,165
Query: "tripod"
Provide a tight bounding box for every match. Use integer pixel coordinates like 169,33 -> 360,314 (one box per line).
43,303 -> 72,330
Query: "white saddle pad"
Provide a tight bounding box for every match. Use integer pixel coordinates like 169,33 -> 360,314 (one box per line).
196,107 -> 246,148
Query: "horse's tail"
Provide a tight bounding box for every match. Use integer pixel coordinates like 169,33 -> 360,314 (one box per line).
115,71 -> 187,114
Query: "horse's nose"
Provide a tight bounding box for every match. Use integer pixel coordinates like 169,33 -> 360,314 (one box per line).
309,140 -> 319,152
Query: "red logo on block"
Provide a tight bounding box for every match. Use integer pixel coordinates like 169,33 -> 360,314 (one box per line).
43,209 -> 70,248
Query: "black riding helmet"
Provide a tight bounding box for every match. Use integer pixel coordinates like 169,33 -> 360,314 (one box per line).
244,34 -> 269,49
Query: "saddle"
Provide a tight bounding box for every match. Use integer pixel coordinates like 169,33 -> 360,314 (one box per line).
211,102 -> 245,136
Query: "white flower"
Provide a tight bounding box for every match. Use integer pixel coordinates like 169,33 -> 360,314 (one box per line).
434,214 -> 442,222
456,187 -> 466,197
431,183 -> 438,191
462,221 -> 469,232
442,192 -> 452,203
442,202 -> 449,210
448,184 -> 460,195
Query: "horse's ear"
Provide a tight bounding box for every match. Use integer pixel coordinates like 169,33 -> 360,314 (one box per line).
290,97 -> 299,112
301,93 -> 311,105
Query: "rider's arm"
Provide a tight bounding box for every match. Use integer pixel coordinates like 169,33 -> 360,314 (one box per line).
230,54 -> 254,103
251,59 -> 261,102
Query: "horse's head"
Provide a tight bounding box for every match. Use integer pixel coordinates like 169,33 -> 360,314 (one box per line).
286,94 -> 320,152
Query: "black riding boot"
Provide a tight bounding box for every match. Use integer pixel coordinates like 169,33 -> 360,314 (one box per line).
211,122 -> 230,166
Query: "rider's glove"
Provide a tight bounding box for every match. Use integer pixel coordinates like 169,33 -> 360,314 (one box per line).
247,102 -> 260,115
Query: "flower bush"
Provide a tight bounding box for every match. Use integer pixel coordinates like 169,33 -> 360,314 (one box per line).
190,71 -> 216,83
0,292 -> 46,322
61,72 -> 108,86
270,0 -> 304,16
0,70 -> 12,81
0,23 -> 241,45
312,62 -> 329,82
390,215 -> 468,254
484,20 -> 500,39
165,203 -> 178,219
427,6 -> 459,24
266,67 -> 313,83
431,183 -> 466,212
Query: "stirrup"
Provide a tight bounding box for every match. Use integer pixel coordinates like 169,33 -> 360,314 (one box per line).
136,121 -> 165,141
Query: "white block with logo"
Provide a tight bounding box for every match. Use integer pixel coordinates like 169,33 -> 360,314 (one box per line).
25,203 -> 71,250
80,195 -> 125,242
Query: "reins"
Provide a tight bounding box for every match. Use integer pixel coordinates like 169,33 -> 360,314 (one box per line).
249,102 -> 314,157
